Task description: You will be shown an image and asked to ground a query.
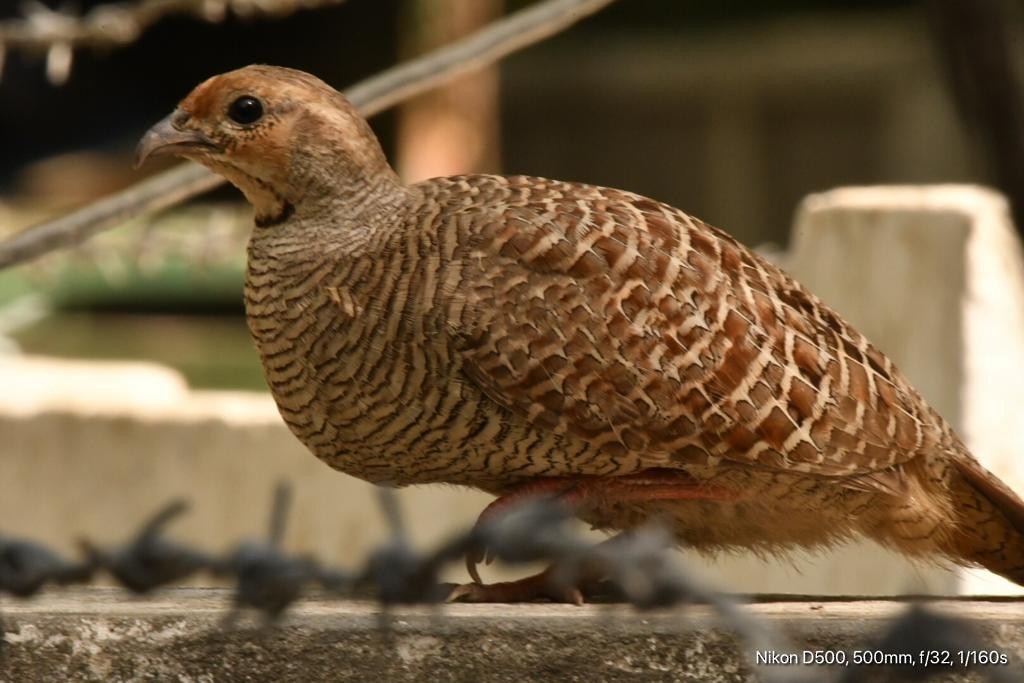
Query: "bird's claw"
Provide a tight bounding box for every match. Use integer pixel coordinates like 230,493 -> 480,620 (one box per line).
464,542 -> 500,585
446,569 -> 584,605
465,547 -> 484,584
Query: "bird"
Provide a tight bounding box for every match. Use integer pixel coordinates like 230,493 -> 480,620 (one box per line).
136,65 -> 1024,601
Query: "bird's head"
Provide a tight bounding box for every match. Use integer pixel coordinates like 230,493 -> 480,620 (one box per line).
136,65 -> 399,226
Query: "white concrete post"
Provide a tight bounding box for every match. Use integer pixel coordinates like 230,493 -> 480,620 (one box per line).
789,185 -> 1024,595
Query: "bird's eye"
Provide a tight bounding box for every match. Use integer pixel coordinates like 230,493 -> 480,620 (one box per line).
228,96 -> 263,125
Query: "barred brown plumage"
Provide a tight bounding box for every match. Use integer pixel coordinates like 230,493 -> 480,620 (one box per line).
137,64 -> 1024,601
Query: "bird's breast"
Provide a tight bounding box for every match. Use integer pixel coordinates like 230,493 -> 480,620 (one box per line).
243,236 -> 489,484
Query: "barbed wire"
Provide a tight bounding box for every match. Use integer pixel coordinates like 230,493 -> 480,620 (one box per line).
0,0 -> 348,84
0,482 -> 1017,682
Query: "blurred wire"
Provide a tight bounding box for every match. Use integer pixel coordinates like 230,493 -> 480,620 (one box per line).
0,0 -> 617,271
0,481 -> 1019,681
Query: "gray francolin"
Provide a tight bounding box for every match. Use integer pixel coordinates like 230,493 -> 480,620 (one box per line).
137,65 -> 1024,601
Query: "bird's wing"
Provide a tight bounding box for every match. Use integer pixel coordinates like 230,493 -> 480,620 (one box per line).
442,176 -> 937,482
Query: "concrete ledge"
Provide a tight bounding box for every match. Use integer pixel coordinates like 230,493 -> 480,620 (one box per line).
2,589 -> 1023,681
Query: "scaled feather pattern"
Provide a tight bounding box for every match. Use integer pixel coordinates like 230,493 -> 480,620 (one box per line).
136,65 -> 1024,598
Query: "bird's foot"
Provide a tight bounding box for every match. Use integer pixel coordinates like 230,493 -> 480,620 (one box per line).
464,476 -> 582,583
447,566 -> 585,604
464,469 -> 737,583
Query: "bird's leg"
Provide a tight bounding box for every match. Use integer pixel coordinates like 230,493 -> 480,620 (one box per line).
463,476 -> 582,583
451,469 -> 737,603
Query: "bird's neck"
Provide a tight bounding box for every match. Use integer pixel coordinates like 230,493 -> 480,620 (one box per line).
237,165 -> 410,235
247,172 -> 419,261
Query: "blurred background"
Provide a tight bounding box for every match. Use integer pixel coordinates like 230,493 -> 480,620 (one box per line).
1,0 -> 1024,594
2,0 -> 1023,387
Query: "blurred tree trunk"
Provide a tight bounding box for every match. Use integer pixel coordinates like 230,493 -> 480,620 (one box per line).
396,0 -> 504,183
928,0 -> 1024,233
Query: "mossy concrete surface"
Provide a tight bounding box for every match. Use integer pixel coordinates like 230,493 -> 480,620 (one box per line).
1,589 -> 1022,682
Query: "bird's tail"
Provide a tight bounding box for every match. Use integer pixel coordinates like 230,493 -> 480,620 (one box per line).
943,456 -> 1024,585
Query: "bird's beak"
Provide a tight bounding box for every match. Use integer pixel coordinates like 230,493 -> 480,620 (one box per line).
134,112 -> 216,168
